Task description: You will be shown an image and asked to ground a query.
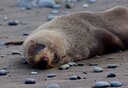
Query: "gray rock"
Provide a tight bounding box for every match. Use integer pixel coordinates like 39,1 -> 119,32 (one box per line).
11,50 -> 21,55
89,0 -> 96,3
24,78 -> 36,84
47,73 -> 56,78
0,70 -> 8,75
59,64 -> 70,70
110,81 -> 122,87
53,4 -> 61,9
94,81 -> 110,88
47,84 -> 60,88
38,0 -> 55,8
93,67 -> 103,72
47,15 -> 58,21
17,0 -> 33,9
68,62 -> 77,66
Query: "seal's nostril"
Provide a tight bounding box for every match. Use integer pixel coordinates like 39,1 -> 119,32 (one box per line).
36,57 -> 48,69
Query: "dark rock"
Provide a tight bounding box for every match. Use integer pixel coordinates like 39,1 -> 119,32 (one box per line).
69,75 -> 81,80
107,64 -> 118,68
24,78 -> 36,84
107,73 -> 116,78
22,33 -> 29,36
47,15 -> 58,21
8,20 -> 19,26
47,73 -> 56,78
77,63 -> 84,66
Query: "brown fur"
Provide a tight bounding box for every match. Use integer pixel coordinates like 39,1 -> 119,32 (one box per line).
22,6 -> 128,69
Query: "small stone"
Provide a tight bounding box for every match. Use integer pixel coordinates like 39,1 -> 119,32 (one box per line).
107,73 -> 116,78
53,4 -> 61,9
77,63 -> 84,66
2,65 -> 10,69
31,72 -> 38,75
21,59 -> 28,64
59,64 -> 70,70
38,0 -> 55,8
4,16 -> 9,21
24,78 -> 36,84
88,63 -> 98,66
69,75 -> 81,80
47,84 -> 60,88
94,81 -> 110,88
51,10 -> 59,14
47,15 -> 58,21
11,50 -> 21,55
93,67 -> 103,72
0,69 -> 8,75
68,62 -> 77,66
22,33 -> 29,36
47,73 -> 56,78
89,0 -> 96,3
110,81 -> 122,87
82,4 -> 88,8
8,20 -> 19,26
65,3 -> 74,9
107,64 -> 118,68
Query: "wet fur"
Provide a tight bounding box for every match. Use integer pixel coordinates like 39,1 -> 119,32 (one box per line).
22,6 -> 128,68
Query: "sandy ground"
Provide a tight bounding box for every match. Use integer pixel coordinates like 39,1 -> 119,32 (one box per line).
0,0 -> 128,88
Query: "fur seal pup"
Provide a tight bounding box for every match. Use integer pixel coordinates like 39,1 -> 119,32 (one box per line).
22,6 -> 128,69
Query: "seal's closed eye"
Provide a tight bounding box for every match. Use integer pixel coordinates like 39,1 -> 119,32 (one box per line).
35,44 -> 45,54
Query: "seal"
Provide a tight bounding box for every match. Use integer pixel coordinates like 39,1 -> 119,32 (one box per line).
22,6 -> 128,69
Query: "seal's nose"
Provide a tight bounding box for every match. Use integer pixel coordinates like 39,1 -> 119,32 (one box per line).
37,57 -> 48,69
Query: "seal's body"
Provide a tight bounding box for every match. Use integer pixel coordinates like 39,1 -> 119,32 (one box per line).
22,6 -> 128,69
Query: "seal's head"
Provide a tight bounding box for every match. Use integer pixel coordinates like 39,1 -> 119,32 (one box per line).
23,30 -> 69,69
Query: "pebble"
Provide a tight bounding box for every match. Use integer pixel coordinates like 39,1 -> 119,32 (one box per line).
69,75 -> 81,80
59,64 -> 70,70
11,50 -> 21,55
24,78 -> 36,84
47,15 -> 58,21
107,73 -> 116,78
4,16 -> 8,21
110,81 -> 122,87
77,63 -> 84,66
65,3 -> 74,9
2,65 -> 10,69
53,4 -> 61,9
68,62 -> 77,66
8,20 -> 19,26
22,33 -> 29,36
51,10 -> 59,14
38,0 -> 55,8
47,73 -> 56,78
93,67 -> 103,72
47,84 -> 60,88
82,4 -> 88,8
0,69 -> 8,75
31,71 -> 38,75
94,81 -> 110,88
88,63 -> 98,66
107,64 -> 118,68
21,59 -> 28,64
89,0 -> 96,3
